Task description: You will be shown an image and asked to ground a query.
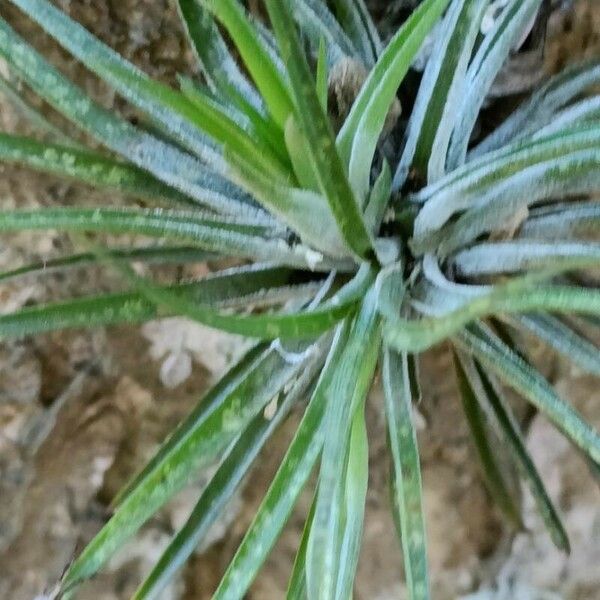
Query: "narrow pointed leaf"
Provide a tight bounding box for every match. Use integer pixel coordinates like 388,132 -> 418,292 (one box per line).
472,59 -> 600,157
225,148 -> 349,258
0,264 -> 299,339
0,134 -> 195,207
133,347 -> 325,600
331,0 -> 382,66
511,314 -> 600,377
0,17 -> 251,216
8,0 -> 294,177
448,0 -> 544,168
456,322 -> 600,465
286,493 -> 317,600
461,355 -> 571,551
119,262 -> 372,341
288,0 -> 356,64
176,0 -> 262,110
519,202 -> 600,241
0,246 -> 214,285
62,345 -> 307,591
379,267 -> 600,353
0,74 -> 76,144
200,0 -> 294,129
452,241 -> 600,277
0,207 -> 355,271
413,125 -> 600,242
213,322 -> 352,599
395,0 -> 487,187
453,350 -> 523,527
382,348 -> 430,600
333,397 -> 369,600
343,0 -> 450,201
266,0 -> 374,261
306,289 -> 380,599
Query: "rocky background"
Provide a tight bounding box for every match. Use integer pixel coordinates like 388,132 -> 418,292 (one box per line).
0,1 -> 598,599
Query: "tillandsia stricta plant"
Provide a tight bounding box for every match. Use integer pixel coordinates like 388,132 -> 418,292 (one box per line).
0,0 -> 600,597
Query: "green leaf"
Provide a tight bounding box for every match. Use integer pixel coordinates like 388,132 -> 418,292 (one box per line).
507,97 -> 600,147
511,314 -> 600,377
0,134 -> 195,207
472,59 -> 600,157
176,0 -> 262,110
451,241 -> 600,277
0,74 -> 76,145
113,343 -> 268,506
225,147 -> 350,258
285,0 -> 356,65
266,0 -> 375,261
316,38 -> 329,113
338,0 -> 450,201
436,155 -> 600,256
120,261 -> 372,341
0,264 -> 301,339
286,492 -> 316,600
213,321 -> 352,600
453,350 -> 523,527
178,76 -> 289,167
8,0 -> 294,178
62,343 -> 307,591
519,201 -> 600,241
334,397 -> 369,600
456,322 -> 600,465
7,0 -> 210,160
0,207 -> 355,271
0,16 -> 252,217
464,355 -> 570,551
448,0 -> 544,168
132,345 -> 325,600
331,0 -> 382,66
382,348 -> 430,600
379,267 -> 600,353
364,161 -> 392,234
414,124 -> 600,206
395,0 -> 488,186
284,116 -> 321,191
306,288 -> 380,599
413,125 -> 600,243
0,246 -> 215,285
200,0 -> 294,129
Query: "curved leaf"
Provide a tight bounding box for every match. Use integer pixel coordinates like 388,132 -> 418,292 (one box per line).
453,350 -> 523,527
454,349 -> 569,551
447,0 -> 544,168
511,314 -> 600,377
472,59 -> 600,157
342,0 -> 450,201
